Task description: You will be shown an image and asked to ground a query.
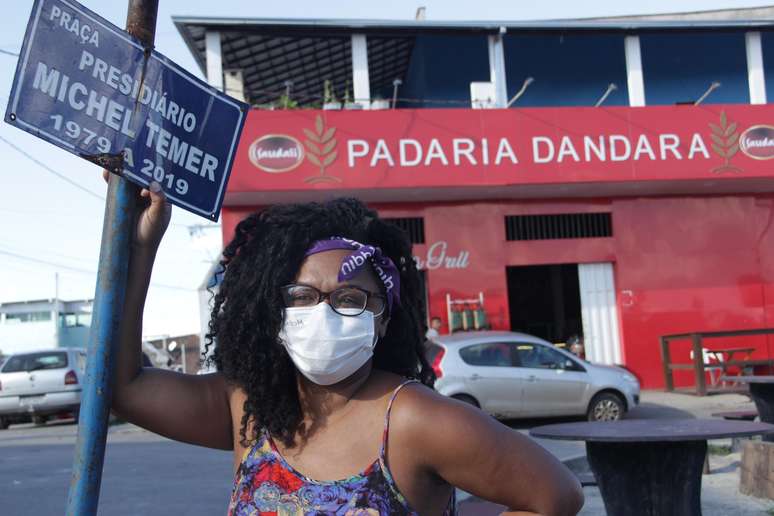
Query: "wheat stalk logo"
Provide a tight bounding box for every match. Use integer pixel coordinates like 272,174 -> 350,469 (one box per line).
710,110 -> 742,173
303,115 -> 341,183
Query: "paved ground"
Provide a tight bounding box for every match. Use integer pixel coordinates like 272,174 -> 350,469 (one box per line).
0,389 -> 770,515
0,420 -> 233,516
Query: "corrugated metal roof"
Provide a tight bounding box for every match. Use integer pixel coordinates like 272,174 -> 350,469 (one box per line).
173,15 -> 774,33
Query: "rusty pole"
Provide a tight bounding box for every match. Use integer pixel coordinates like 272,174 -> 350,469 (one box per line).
65,2 -> 158,515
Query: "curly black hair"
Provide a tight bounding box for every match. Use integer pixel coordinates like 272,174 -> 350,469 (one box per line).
204,197 -> 433,448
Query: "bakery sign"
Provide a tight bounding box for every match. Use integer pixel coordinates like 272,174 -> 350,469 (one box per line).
229,104 -> 774,193
248,135 -> 305,173
739,125 -> 774,160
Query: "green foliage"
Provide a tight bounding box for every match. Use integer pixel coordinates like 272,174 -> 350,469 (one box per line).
323,79 -> 337,104
707,444 -> 732,456
278,93 -> 298,110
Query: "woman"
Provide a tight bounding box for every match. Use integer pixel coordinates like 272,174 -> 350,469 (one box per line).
111,181 -> 583,515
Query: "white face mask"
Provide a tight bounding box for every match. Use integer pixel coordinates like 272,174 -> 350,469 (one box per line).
279,303 -> 378,386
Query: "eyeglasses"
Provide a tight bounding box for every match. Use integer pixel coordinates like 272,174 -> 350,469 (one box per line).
280,284 -> 386,317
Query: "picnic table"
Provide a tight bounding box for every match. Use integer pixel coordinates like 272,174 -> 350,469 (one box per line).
724,375 -> 774,442
706,347 -> 755,384
660,329 -> 774,395
530,418 -> 774,516
706,347 -> 755,362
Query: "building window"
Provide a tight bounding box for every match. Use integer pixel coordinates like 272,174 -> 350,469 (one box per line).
384,217 -> 426,244
505,213 -> 612,241
640,32 -> 749,105
4,311 -> 52,324
761,32 -> 774,102
59,312 -> 92,328
503,33 -> 629,107
398,35 -> 490,108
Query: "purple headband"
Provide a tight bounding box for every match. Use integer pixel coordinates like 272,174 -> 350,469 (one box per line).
305,237 -> 401,313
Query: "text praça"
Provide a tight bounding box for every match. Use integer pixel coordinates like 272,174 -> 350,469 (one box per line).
29,4 -> 220,182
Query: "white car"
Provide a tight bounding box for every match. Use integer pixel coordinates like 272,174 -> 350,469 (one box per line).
0,348 -> 86,428
427,331 -> 639,421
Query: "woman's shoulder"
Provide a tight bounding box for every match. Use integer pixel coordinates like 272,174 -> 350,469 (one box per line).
368,370 -> 434,401
371,371 -> 469,428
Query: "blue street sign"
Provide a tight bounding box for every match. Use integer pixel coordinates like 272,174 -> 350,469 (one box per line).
5,0 -> 248,220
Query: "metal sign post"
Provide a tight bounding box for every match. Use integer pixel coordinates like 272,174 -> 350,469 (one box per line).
65,2 -> 157,514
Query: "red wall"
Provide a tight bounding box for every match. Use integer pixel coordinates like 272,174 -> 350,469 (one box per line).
222,193 -> 774,388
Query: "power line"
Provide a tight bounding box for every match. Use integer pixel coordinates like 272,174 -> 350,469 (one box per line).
237,86 -> 477,107
0,207 -> 102,219
0,236 -> 214,268
0,248 -> 195,292
0,242 -> 95,267
0,135 -> 211,232
0,134 -> 104,201
0,248 -> 100,275
0,48 -> 19,57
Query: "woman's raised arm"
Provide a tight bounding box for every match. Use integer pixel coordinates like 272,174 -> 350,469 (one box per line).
110,177 -> 233,450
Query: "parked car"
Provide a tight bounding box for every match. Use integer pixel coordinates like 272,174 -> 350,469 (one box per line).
0,348 -> 86,429
427,331 -> 640,421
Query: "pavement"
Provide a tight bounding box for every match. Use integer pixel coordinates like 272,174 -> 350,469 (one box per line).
0,419 -> 233,515
0,389 -> 772,515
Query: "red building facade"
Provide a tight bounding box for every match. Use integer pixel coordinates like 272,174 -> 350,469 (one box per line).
219,106 -> 774,388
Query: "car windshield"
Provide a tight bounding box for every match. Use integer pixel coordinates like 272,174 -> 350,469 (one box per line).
1,351 -> 68,373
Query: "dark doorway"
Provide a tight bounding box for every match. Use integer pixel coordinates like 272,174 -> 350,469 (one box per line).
506,264 -> 582,343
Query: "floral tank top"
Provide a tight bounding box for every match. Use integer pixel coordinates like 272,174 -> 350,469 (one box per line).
228,380 -> 456,515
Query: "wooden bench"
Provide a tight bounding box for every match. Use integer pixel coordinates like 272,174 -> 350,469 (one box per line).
660,329 -> 774,396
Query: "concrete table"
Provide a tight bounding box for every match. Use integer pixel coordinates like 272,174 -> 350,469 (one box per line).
725,375 -> 774,442
530,419 -> 774,516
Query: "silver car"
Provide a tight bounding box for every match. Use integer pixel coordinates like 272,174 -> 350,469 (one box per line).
0,348 -> 86,428
427,331 -> 639,421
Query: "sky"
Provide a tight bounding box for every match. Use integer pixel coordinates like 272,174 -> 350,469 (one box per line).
1,0 -> 772,339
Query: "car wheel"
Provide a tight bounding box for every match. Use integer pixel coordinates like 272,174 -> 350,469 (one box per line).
32,415 -> 48,426
451,394 -> 479,408
0,417 -> 8,430
587,392 -> 625,422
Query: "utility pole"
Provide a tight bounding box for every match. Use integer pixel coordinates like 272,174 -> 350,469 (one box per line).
65,1 -> 158,514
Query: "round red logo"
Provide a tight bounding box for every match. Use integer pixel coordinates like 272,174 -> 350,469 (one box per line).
248,135 -> 305,173
740,125 -> 774,160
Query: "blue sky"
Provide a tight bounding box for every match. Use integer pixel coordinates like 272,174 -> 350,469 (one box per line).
0,0 -> 771,339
